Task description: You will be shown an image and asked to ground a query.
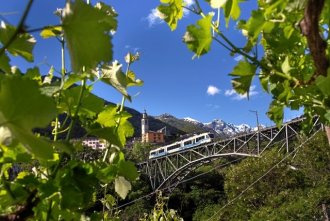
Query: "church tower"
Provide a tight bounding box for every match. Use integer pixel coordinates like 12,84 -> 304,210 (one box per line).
141,110 -> 149,142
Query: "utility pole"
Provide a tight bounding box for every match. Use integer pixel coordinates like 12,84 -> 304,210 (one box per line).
249,110 -> 260,130
250,110 -> 260,155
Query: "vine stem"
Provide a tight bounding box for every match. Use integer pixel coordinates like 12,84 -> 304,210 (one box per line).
53,36 -> 66,141
102,60 -> 132,162
120,62 -> 131,112
65,78 -> 87,141
0,0 -> 34,57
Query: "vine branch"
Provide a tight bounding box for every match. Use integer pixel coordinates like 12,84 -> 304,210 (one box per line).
0,0 -> 34,57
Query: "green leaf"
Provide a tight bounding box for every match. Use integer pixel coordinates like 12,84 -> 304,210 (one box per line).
11,126 -> 54,159
118,160 -> 139,182
0,53 -> 11,74
267,101 -> 284,127
63,73 -> 87,90
127,70 -> 144,87
0,76 -> 56,130
62,0 -> 117,72
223,0 -> 241,26
100,61 -> 130,100
158,0 -> 184,31
100,61 -> 143,101
59,86 -> 105,118
24,67 -> 42,84
271,80 -> 292,103
324,111 -> 330,122
0,76 -> 56,159
230,60 -> 256,96
40,26 -> 62,39
241,10 -> 265,41
281,56 -> 291,75
0,142 -> 31,163
97,164 -> 117,183
94,105 -> 134,147
183,15 -> 213,57
0,22 -> 35,62
90,127 -> 121,148
125,52 -> 140,64
259,72 -> 269,92
114,176 -> 131,199
316,75 -> 330,96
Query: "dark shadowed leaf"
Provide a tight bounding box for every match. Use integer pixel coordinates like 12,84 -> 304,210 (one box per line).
62,0 -> 117,72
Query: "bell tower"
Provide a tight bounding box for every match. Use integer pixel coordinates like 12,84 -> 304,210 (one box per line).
141,110 -> 149,142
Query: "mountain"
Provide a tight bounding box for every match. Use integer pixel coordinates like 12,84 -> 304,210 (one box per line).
154,114 -> 253,138
155,114 -> 209,135
203,119 -> 252,136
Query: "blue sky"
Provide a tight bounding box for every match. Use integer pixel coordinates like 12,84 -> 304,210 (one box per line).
2,0 -> 302,127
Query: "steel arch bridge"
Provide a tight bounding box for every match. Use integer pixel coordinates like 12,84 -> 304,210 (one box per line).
137,117 -> 322,191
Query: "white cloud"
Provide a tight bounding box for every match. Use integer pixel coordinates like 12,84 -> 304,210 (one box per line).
184,0 -> 194,7
207,85 -> 220,96
146,8 -> 164,27
146,0 -> 194,27
225,85 -> 258,100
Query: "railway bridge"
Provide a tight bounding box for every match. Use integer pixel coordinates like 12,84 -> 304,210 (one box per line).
138,117 -> 322,191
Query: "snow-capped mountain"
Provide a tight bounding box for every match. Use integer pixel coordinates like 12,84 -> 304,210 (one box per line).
203,119 -> 252,136
184,117 -> 254,136
156,114 -> 259,137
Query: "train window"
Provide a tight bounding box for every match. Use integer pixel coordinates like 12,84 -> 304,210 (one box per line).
150,151 -> 156,156
158,149 -> 165,153
184,140 -> 192,146
196,136 -> 205,142
209,134 -> 214,138
167,144 -> 180,151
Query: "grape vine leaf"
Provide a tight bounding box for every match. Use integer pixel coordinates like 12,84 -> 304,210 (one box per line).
0,22 -> 36,62
24,67 -> 42,85
115,176 -> 131,199
230,60 -> 256,96
316,75 -> 330,97
127,70 -> 144,87
158,0 -> 184,31
59,86 -> 105,118
94,105 -> 134,147
223,0 -> 241,26
281,56 -> 291,75
62,0 -> 117,72
183,15 -> 213,57
100,61 -> 143,101
0,53 -> 11,74
0,76 -> 56,159
118,160 -> 138,182
267,101 -> 284,127
40,26 -> 62,39
240,10 -> 265,42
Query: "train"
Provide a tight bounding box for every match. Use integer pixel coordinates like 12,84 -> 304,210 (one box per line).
149,132 -> 214,159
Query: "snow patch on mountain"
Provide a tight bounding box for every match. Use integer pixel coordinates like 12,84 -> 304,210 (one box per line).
184,117 -> 202,124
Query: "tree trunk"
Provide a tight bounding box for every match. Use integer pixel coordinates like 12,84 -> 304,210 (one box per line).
325,126 -> 330,146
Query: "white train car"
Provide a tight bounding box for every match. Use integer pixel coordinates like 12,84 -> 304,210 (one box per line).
149,132 -> 214,159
